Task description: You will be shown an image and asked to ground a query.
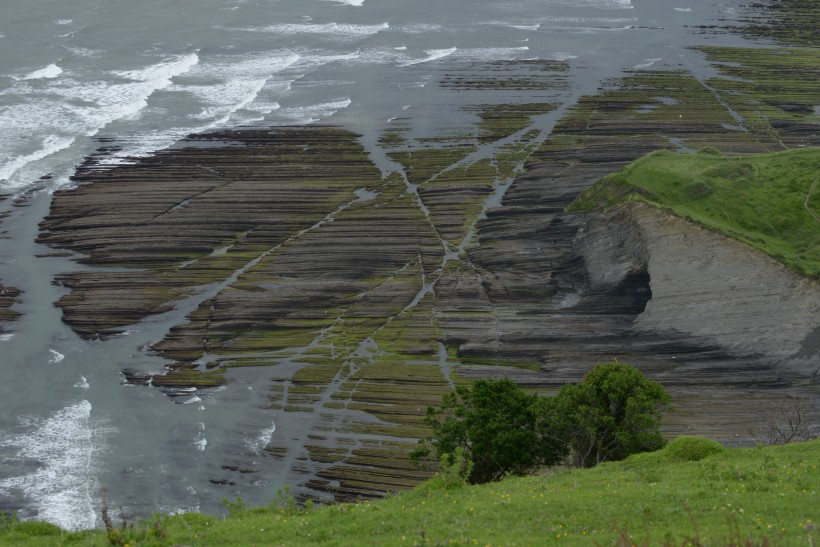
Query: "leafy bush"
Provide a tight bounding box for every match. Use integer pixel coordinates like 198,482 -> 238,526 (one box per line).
538,361 -> 671,468
664,436 -> 725,462
411,378 -> 566,483
420,447 -> 473,491
416,362 -> 670,481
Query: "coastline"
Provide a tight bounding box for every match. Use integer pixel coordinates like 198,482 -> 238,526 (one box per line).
1,0 -> 818,524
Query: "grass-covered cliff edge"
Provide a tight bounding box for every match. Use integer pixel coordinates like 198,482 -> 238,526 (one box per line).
2,439 -> 817,546
569,147 -> 820,279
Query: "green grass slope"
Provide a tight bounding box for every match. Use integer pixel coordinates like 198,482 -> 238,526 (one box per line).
2,440 -> 817,546
569,147 -> 820,279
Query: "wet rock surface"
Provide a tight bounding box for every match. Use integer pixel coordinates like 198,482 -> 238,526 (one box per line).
36,32 -> 819,502
0,283 -> 22,328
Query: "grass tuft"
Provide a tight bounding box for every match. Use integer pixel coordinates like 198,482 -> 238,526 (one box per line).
664,436 -> 726,462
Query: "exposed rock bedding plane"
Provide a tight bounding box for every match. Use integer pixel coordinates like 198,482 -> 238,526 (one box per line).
36,16 -> 820,502
0,283 -> 22,328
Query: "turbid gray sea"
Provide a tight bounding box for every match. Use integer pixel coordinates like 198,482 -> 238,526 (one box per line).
1,0 -> 764,531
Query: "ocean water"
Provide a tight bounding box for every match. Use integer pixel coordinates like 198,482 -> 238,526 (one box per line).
0,0 -> 757,531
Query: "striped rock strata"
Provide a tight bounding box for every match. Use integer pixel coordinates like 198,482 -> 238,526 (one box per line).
36,53 -> 820,501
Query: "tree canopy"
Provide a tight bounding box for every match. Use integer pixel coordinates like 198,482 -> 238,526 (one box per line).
411,378 -> 566,483
541,361 -> 671,468
413,361 -> 670,483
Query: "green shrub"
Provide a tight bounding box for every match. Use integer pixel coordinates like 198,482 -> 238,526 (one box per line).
538,361 -> 671,468
665,436 -> 725,462
412,378 -> 567,483
685,180 -> 713,198
420,447 -> 474,491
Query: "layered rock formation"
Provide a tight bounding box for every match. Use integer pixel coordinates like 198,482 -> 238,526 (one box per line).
0,283 -> 22,328
35,37 -> 819,501
631,203 -> 820,375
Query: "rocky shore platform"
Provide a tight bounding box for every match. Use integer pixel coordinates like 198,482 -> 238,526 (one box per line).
35,5 -> 819,502
0,283 -> 22,328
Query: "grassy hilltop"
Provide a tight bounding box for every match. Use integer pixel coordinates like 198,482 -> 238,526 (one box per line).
570,147 -> 820,279
1,439 -> 817,546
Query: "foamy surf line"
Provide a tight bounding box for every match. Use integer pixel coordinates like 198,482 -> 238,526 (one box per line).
277,97 -> 352,125
245,421 -> 276,454
400,47 -> 457,67
240,22 -> 389,37
0,401 -> 112,531
20,63 -> 63,80
95,51 -> 301,167
0,52 -> 199,188
0,135 -> 76,184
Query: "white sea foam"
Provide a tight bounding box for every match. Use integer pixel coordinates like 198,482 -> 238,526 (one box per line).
65,46 -> 101,57
400,47 -> 457,67
0,53 -> 198,186
594,0 -> 633,8
674,7 -> 692,12
550,16 -> 637,23
174,53 -> 300,125
48,349 -> 65,364
323,0 -> 365,5
192,78 -> 268,122
194,422 -> 207,451
181,395 -> 203,405
349,48 -> 404,65
0,333 -> 14,342
634,57 -> 661,69
298,50 -> 361,65
187,52 -> 300,84
549,0 -> 631,8
245,22 -> 389,38
543,24 -> 634,34
55,19 -> 73,25
0,135 -> 76,183
165,500 -> 201,516
74,376 -> 90,389
245,421 -> 276,454
398,81 -> 426,89
459,46 -> 529,61
113,52 -> 199,84
21,63 -> 63,80
277,98 -> 352,124
98,52 -> 299,166
0,401 -> 112,531
252,101 -> 281,114
510,23 -> 541,31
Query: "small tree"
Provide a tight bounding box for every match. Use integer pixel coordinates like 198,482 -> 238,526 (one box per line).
539,361 -> 670,468
759,394 -> 815,445
411,378 -> 566,483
